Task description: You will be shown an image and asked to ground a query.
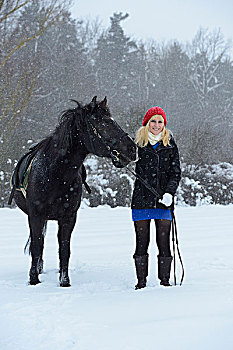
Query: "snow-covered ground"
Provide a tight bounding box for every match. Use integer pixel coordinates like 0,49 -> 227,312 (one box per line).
0,205 -> 233,350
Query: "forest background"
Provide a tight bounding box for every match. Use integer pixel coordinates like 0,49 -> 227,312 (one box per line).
0,0 -> 232,208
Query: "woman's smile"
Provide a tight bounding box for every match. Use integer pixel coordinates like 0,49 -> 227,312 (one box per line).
149,116 -> 164,135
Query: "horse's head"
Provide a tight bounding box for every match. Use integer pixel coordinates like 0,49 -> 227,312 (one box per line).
81,96 -> 137,168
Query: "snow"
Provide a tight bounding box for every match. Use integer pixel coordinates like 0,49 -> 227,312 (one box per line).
0,205 -> 233,350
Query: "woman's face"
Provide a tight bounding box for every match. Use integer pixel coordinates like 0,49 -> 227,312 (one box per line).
149,116 -> 164,135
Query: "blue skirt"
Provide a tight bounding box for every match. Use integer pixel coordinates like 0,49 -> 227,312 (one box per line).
132,208 -> 172,221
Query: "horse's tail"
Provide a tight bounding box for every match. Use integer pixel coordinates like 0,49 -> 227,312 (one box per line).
24,221 -> 48,255
24,236 -> 31,255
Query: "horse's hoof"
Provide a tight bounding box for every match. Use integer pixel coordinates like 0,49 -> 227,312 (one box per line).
30,263 -> 41,283
59,271 -> 70,287
60,281 -> 71,287
59,277 -> 71,287
60,278 -> 71,287
29,278 -> 41,285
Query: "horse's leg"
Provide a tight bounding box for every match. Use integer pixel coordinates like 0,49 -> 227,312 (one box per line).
37,221 -> 47,274
28,215 -> 45,285
57,213 -> 77,287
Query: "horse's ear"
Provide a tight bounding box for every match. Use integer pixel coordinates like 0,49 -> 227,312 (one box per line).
70,99 -> 81,108
91,96 -> 97,104
100,96 -> 107,108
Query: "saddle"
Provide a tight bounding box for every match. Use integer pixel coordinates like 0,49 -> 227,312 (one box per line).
8,143 -> 91,205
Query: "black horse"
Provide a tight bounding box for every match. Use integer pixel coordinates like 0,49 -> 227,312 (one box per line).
13,96 -> 137,287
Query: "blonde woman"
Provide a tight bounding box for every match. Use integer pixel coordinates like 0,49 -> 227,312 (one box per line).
131,106 -> 181,289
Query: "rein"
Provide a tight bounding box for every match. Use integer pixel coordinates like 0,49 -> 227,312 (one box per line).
170,209 -> 185,286
124,165 -> 162,199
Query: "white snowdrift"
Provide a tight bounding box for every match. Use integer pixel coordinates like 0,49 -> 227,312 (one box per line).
0,205 -> 233,350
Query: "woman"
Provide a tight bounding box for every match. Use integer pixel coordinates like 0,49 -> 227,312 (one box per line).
131,106 -> 181,289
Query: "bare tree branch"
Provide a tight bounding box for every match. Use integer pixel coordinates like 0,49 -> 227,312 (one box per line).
0,0 -> 71,67
0,0 -> 29,24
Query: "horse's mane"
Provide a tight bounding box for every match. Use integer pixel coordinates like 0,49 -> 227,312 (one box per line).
31,97 -> 111,155
34,102 -> 85,153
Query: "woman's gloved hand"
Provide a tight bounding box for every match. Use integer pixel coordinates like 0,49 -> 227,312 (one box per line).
159,193 -> 173,207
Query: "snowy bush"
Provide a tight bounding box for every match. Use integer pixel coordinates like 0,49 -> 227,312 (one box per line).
177,162 -> 233,206
1,155 -> 232,208
82,156 -> 134,208
82,157 -> 233,207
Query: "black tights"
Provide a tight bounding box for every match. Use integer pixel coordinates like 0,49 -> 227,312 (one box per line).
134,219 -> 171,257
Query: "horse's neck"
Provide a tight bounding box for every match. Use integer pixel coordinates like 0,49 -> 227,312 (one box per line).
60,142 -> 88,170
41,137 -> 89,172
70,138 -> 89,166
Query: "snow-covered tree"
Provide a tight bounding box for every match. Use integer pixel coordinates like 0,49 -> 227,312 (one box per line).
94,13 -> 138,112
186,28 -> 233,163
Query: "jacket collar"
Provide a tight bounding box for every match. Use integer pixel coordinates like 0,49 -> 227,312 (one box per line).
147,140 -> 174,152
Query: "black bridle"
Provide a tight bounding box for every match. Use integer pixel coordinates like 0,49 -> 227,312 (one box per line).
86,115 -> 133,165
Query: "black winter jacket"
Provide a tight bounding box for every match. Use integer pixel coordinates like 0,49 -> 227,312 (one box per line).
131,137 -> 181,209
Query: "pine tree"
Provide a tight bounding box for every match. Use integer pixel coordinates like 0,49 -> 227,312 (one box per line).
94,12 -> 138,113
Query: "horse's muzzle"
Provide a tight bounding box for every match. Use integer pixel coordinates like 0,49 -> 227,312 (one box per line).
111,143 -> 138,168
111,150 -> 126,168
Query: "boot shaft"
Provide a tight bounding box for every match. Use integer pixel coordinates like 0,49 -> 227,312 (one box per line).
133,254 -> 149,289
158,256 -> 173,284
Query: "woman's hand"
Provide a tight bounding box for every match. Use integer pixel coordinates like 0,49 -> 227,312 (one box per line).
159,193 -> 173,207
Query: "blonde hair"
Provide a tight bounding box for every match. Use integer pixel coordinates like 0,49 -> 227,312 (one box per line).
135,115 -> 171,147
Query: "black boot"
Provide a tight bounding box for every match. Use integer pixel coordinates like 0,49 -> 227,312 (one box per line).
158,256 -> 173,286
133,254 -> 149,290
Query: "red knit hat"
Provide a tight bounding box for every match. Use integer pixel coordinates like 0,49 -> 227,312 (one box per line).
142,106 -> 167,126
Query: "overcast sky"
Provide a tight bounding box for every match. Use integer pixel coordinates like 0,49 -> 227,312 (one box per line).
71,0 -> 233,44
